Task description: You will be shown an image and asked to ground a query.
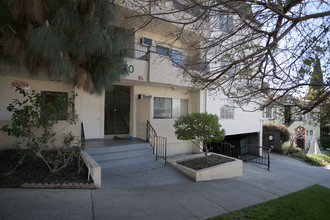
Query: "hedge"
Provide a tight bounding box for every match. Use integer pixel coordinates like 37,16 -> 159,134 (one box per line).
263,123 -> 290,142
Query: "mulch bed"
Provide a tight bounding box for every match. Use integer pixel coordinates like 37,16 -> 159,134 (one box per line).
0,149 -> 91,188
178,154 -> 234,170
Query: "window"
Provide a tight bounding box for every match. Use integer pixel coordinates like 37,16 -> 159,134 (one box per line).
220,99 -> 234,119
263,107 -> 273,119
156,45 -> 169,56
172,98 -> 188,118
173,0 -> 204,19
41,91 -> 68,120
219,14 -> 233,33
170,50 -> 182,67
154,97 -> 188,119
154,97 -> 172,118
155,45 -> 182,67
284,106 -> 292,124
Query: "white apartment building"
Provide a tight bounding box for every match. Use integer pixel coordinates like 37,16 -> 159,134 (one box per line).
0,1 -> 263,155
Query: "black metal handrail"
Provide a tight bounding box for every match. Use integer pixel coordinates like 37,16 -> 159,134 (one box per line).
208,141 -> 240,158
244,144 -> 272,170
209,141 -> 271,170
81,122 -> 86,147
146,120 -> 167,164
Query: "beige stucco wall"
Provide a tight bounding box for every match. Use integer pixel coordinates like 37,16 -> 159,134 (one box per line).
0,73 -> 81,149
136,98 -> 151,140
0,120 -> 81,150
149,52 -> 192,87
133,85 -> 197,155
123,58 -> 149,82
0,74 -> 74,120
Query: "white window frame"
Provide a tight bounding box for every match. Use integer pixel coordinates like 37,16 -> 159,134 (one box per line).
153,97 -> 188,119
220,99 -> 234,119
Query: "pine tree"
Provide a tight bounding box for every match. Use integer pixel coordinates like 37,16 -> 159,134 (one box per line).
0,0 -> 128,94
306,55 -> 324,100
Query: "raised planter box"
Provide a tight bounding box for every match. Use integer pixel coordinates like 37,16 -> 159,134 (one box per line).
169,153 -> 242,182
81,151 -> 101,188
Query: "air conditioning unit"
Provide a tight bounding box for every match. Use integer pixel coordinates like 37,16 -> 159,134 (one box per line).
141,37 -> 153,47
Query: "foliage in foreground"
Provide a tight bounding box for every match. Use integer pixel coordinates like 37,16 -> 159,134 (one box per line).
0,88 -> 83,174
290,152 -> 330,167
281,141 -> 302,155
174,112 -> 225,164
211,185 -> 330,220
0,0 -> 128,93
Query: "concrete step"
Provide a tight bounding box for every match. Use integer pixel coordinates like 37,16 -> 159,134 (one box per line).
98,154 -> 156,168
92,147 -> 153,162
85,143 -> 151,155
101,160 -> 165,177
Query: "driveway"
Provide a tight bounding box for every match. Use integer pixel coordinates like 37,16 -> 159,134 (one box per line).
1,153 -> 329,220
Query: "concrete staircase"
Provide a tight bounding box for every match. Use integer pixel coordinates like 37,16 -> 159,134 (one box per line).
85,143 -> 165,177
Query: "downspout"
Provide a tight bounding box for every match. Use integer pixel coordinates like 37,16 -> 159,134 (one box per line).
259,119 -> 263,156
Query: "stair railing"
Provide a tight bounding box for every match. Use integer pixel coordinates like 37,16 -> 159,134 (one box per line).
146,120 -> 167,164
81,122 -> 86,147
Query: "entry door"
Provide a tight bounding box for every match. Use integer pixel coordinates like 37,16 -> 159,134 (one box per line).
295,126 -> 305,150
105,86 -> 130,135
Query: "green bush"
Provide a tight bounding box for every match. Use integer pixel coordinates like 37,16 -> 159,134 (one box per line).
310,154 -> 330,164
292,152 -> 308,160
174,112 -> 225,164
282,142 -> 302,155
320,136 -> 330,149
263,123 -> 290,142
291,152 -> 328,166
0,88 -> 81,174
306,155 -> 323,166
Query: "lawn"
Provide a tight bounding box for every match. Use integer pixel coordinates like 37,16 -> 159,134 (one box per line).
210,184 -> 330,220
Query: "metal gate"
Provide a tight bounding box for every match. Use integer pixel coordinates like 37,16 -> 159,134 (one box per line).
209,142 -> 272,170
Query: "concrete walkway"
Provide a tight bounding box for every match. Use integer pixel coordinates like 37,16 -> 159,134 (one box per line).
1,153 -> 329,220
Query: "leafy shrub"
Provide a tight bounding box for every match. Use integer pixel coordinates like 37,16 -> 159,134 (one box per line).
310,154 -> 330,164
306,155 -> 323,166
282,142 -> 302,155
291,152 -> 308,160
263,123 -> 290,142
0,88 -> 81,174
320,136 -> 330,149
291,152 -> 328,166
174,112 -> 225,164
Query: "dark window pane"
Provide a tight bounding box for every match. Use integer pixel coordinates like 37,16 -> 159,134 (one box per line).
41,91 -> 68,120
156,45 -> 169,56
154,97 -> 172,118
170,50 -> 182,67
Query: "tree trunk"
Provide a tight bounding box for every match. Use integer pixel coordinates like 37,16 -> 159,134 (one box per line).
204,141 -> 208,165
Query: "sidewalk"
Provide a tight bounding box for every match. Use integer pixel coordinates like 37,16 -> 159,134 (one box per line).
1,153 -> 329,220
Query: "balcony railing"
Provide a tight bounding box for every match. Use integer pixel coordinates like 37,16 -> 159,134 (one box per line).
126,42 -> 149,60
126,42 -> 210,73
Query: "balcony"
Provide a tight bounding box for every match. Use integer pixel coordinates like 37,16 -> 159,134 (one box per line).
121,43 -> 149,82
122,42 -> 207,87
